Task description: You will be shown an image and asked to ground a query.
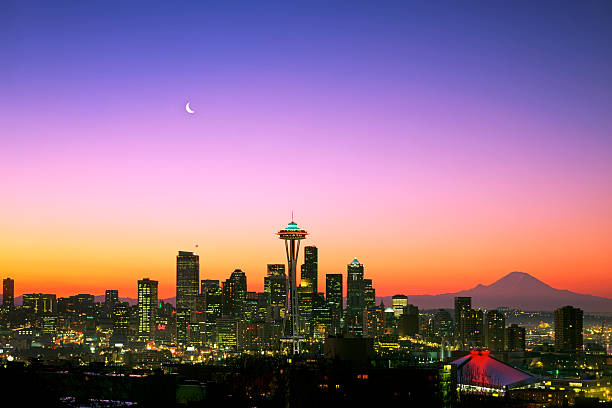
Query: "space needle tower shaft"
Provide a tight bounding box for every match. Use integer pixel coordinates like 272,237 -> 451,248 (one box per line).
277,217 -> 308,354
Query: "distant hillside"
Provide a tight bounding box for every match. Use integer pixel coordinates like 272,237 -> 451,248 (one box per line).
377,272 -> 612,313
4,272 -> 611,313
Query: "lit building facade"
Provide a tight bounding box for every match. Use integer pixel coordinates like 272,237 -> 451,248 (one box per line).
138,278 -> 158,340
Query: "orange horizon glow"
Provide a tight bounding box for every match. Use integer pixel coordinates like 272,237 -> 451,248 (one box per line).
2,212 -> 610,299
3,2 -> 612,303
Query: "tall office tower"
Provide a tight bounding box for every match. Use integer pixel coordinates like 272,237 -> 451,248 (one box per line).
223,269 -> 247,318
137,278 -> 158,340
364,304 -> 384,338
297,286 -> 314,336
326,274 -> 343,335
105,290 -> 119,305
346,258 -> 365,335
176,251 -> 200,309
2,278 -> 14,308
312,293 -> 331,340
111,302 -> 130,342
300,246 -> 318,293
554,305 -> 584,352
364,279 -> 375,308
505,324 -> 526,351
391,294 -> 408,317
176,251 -> 199,345
485,310 -> 506,351
265,264 -> 287,313
201,279 -> 222,345
277,219 -> 308,354
454,296 -> 472,345
469,309 -> 485,347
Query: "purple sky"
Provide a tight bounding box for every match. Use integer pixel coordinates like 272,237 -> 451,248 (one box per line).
2,1 -> 612,297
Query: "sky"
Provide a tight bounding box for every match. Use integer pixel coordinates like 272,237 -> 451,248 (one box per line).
1,1 -> 611,299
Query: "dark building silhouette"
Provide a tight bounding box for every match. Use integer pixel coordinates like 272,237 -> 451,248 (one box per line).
454,297 -> 473,346
111,302 -> 130,342
326,274 -> 343,335
364,279 -> 375,308
505,324 -> 526,351
554,305 -> 583,352
3,278 -> 14,308
300,246 -> 318,293
176,251 -> 199,345
485,310 -> 505,351
398,304 -> 419,337
223,269 -> 247,319
265,264 -> 287,309
105,289 -> 119,305
346,258 -> 365,334
432,309 -> 453,340
201,279 -> 222,345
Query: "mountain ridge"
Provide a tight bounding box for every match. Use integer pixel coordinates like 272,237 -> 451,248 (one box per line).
377,271 -> 612,313
2,272 -> 611,312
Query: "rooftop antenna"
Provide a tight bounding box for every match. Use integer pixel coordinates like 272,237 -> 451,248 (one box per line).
291,210 -> 294,222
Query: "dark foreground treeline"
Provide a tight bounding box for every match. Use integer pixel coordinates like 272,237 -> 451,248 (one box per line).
1,356 -> 451,407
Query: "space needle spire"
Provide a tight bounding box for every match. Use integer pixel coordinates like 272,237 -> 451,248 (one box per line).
277,216 -> 308,354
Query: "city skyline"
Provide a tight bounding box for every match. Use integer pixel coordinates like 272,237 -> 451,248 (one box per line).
2,2 -> 611,404
3,1 -> 612,299
2,243 -> 611,306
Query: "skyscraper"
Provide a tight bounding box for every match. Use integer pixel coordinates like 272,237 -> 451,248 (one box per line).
346,258 -> 365,335
176,251 -> 200,310
223,269 -> 247,318
201,279 -> 222,345
467,308 -> 484,347
554,305 -> 583,352
300,246 -> 318,293
176,251 -> 199,345
264,264 -> 287,309
111,302 -> 130,343
326,274 -> 343,335
297,286 -> 314,336
137,278 -> 158,340
454,296 -> 471,346
364,279 -> 375,308
2,278 -> 14,308
485,310 -> 505,351
277,219 -> 308,354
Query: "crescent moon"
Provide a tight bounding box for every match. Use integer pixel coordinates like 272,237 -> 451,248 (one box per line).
185,102 -> 195,114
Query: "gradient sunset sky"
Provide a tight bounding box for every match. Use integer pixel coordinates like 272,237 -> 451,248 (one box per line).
2,1 -> 611,299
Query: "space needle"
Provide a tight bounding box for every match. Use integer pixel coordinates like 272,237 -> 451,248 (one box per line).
277,215 -> 308,354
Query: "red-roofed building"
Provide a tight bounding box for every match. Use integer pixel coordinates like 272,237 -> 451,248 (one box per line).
451,350 -> 540,395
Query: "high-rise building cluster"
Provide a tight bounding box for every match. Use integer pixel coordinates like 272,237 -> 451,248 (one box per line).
450,296 -> 528,352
